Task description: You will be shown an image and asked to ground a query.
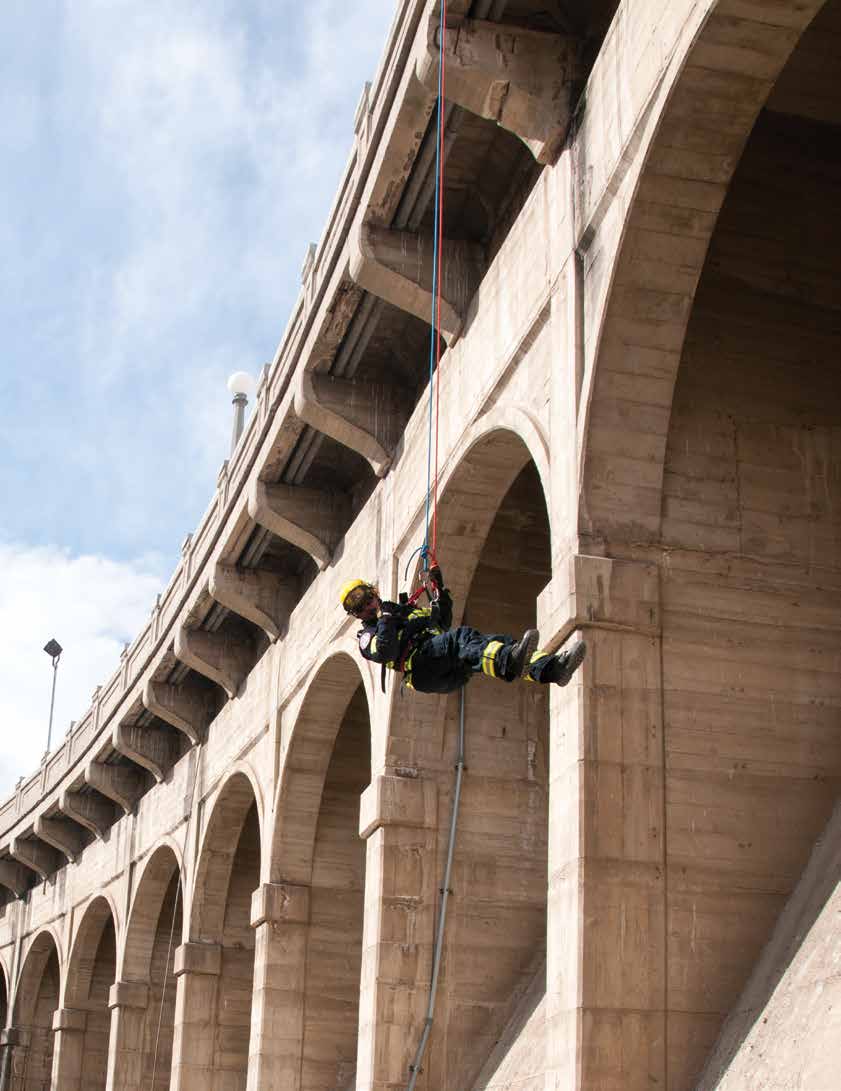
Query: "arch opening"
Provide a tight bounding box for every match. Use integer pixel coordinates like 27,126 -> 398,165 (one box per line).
189,773 -> 261,1091
66,899 -> 117,1091
415,435 -> 552,1088
11,933 -> 60,1091
120,847 -> 182,1091
654,3 -> 841,1084
300,681 -> 371,1090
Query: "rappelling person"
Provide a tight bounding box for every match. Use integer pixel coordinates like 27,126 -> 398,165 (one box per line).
340,565 -> 586,695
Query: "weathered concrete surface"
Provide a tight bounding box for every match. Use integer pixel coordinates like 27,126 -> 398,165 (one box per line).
0,1 -> 838,1089
698,799 -> 841,1091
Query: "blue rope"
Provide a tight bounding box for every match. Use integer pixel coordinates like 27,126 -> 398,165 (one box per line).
421,0 -> 446,568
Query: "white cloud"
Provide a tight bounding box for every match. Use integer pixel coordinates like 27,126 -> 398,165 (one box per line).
0,542 -> 167,798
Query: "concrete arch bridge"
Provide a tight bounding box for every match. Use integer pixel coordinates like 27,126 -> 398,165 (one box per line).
1,1 -> 839,1088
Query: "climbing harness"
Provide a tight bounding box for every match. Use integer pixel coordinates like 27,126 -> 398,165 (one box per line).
406,0 -> 448,604
406,681 -> 466,1090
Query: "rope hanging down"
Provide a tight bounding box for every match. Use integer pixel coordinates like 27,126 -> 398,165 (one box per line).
412,0 -> 448,589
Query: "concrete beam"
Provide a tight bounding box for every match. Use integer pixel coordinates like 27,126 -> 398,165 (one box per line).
58,789 -> 113,841
111,721 -> 174,784
349,223 -> 484,344
9,836 -> 59,880
294,370 -> 412,478
209,562 -> 298,640
417,15 -> 581,163
142,678 -> 210,745
246,480 -> 351,572
174,626 -> 252,700
34,815 -> 84,864
0,860 -> 29,898
85,761 -> 144,814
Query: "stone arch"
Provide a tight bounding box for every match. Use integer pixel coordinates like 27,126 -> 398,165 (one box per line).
578,0 -> 831,548
183,768 -> 262,1090
190,765 -> 263,941
271,649 -> 370,885
62,895 -> 118,1091
269,648 -> 372,1089
426,422 -> 551,619
116,843 -> 183,1091
386,425 -> 552,1087
11,929 -> 61,1091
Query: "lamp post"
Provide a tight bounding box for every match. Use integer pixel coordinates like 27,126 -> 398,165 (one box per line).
227,372 -> 255,454
43,638 -> 62,755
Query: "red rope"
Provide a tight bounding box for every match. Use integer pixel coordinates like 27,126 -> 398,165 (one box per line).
431,0 -> 447,558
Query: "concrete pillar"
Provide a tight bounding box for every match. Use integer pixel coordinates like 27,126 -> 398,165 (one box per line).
169,943 -> 222,1091
349,223 -> 484,345
245,883 -> 310,1091
105,981 -> 149,1091
49,1007 -> 87,1091
539,555 -> 665,1091
417,15 -> 581,164
0,1029 -> 22,1091
356,774 -> 438,1091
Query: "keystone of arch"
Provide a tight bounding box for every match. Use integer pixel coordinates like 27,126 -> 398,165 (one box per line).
416,12 -> 581,164
247,478 -> 351,573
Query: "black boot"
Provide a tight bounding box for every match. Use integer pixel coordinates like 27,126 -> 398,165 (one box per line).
542,640 -> 586,686
505,629 -> 540,680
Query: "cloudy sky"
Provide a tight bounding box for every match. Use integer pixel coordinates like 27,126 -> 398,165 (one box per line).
0,1 -> 396,795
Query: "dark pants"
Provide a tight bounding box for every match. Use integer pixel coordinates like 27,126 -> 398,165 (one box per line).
407,626 -> 516,694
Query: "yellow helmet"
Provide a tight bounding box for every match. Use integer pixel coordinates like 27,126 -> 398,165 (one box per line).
340,578 -> 370,609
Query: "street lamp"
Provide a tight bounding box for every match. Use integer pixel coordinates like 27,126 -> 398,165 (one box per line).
43,638 -> 63,755
227,371 -> 255,454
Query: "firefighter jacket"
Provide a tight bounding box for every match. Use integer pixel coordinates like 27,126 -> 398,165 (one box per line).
357,590 -> 453,672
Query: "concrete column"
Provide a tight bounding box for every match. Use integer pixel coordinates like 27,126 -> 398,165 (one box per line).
245,882 -> 310,1091
356,773 -> 438,1091
0,1028 -> 22,1091
50,1007 -> 87,1091
539,555 -> 665,1091
170,943 -> 222,1091
105,981 -> 149,1091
